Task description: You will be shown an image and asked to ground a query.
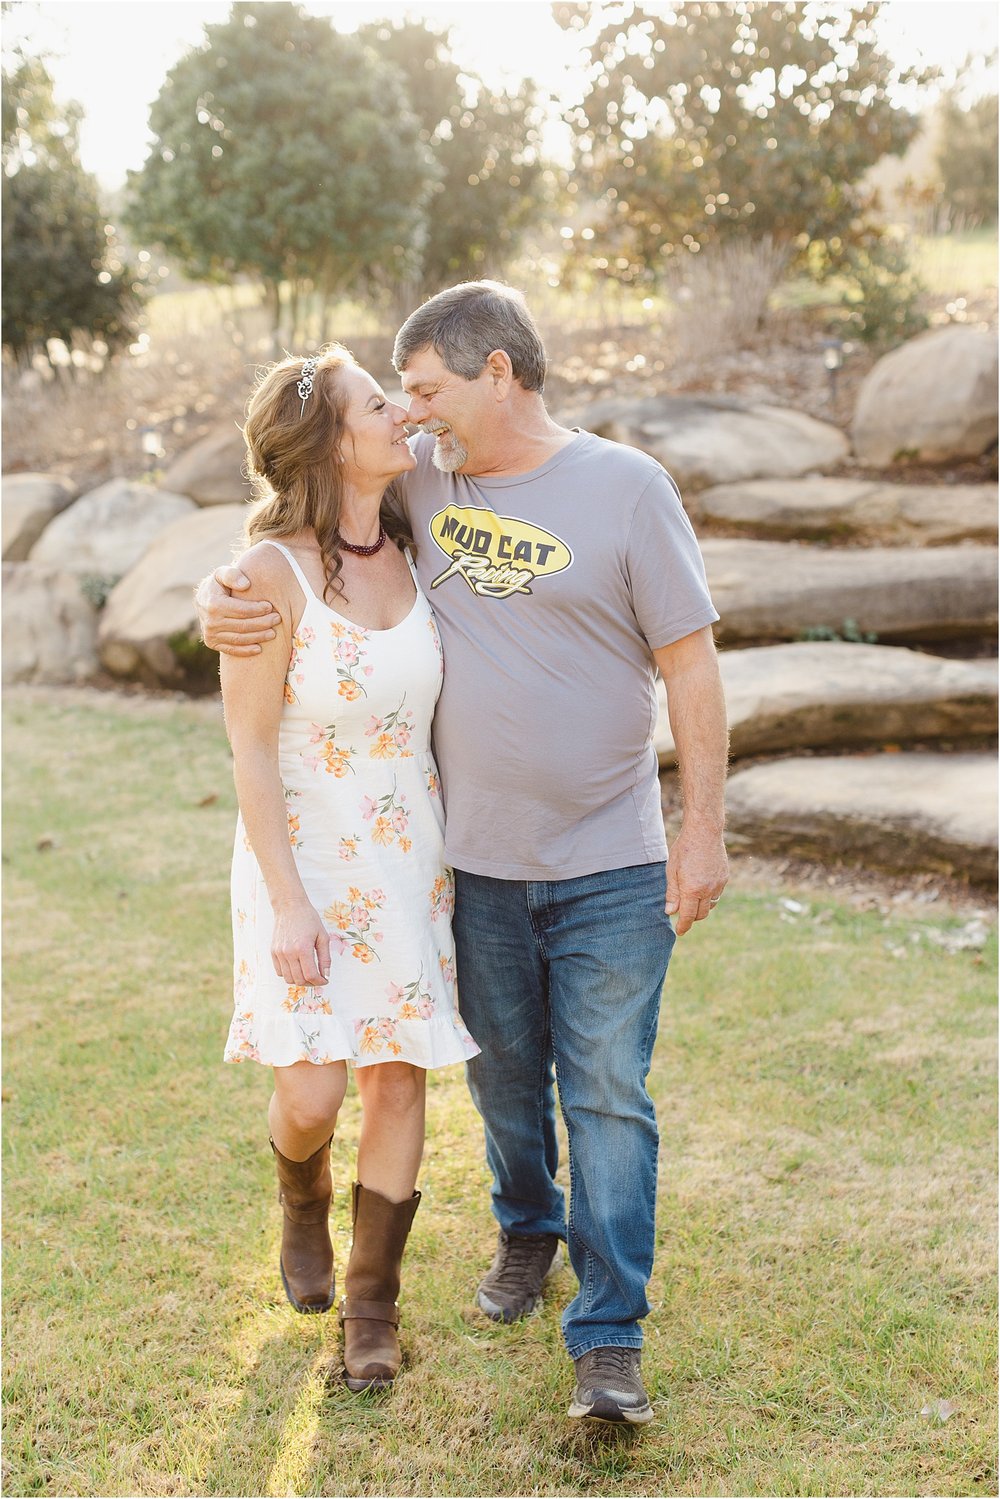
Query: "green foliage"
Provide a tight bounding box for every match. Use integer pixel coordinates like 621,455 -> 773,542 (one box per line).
358,19 -> 547,294
840,230 -> 929,347
79,572 -> 120,610
937,90 -> 999,228
553,1 -> 927,285
1,50 -> 141,366
799,618 -> 878,643
125,3 -> 432,329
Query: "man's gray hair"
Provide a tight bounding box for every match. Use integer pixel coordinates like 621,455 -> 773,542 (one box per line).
392,281 -> 546,392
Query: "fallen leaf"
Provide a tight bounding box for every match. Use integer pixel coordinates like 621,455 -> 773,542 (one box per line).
197,793 -> 219,808
920,1398 -> 956,1422
36,834 -> 56,852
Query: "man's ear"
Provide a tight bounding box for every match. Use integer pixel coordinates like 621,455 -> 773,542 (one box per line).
485,349 -> 513,399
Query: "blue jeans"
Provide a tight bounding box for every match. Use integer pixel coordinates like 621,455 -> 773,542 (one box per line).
453,863 -> 675,1358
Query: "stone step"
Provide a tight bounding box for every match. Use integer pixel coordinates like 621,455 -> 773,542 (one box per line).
701,538 -> 998,644
690,477 -> 997,547
654,642 -> 998,765
581,394 -> 849,491
723,751 -> 997,884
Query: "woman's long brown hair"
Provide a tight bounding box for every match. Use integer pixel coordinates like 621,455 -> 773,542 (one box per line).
242,344 -> 412,602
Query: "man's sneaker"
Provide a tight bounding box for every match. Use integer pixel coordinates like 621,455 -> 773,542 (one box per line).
567,1347 -> 653,1424
476,1230 -> 561,1323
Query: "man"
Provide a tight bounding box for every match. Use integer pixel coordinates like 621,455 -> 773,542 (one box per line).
199,281 -> 728,1425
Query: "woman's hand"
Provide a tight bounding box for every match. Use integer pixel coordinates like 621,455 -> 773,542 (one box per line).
271,900 -> 332,987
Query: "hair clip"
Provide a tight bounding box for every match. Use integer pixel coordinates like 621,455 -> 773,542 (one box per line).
297,357 -> 318,417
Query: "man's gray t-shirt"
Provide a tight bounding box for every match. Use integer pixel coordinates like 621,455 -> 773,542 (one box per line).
396,430 -> 719,881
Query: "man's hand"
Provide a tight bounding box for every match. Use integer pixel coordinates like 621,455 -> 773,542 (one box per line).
665,821 -> 729,936
195,565 -> 281,656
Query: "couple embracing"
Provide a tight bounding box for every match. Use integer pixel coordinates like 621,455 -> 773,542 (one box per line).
200,281 -> 728,1425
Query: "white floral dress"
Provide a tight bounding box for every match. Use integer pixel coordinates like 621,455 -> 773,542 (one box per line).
224,541 -> 479,1070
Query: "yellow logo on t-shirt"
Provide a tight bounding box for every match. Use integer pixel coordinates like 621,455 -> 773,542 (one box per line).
429,506 -> 573,599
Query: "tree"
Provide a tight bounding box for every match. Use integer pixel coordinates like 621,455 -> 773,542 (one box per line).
2,50 -> 140,368
937,89 -> 999,228
553,1 -> 927,284
125,2 -> 433,339
358,19 -> 548,296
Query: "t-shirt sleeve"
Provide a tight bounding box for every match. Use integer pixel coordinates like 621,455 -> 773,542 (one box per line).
624,467 -> 719,649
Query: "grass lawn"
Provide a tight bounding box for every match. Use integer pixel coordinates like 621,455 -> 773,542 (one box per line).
3,688 -> 996,1498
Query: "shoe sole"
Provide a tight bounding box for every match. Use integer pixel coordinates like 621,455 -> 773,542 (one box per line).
567,1397 -> 653,1425
343,1372 -> 393,1394
280,1259 -> 336,1315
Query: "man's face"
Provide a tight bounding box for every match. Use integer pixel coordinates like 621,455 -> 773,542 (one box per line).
399,346 -> 491,473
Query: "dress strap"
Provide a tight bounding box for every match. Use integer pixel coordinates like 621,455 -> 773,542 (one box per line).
257,539 -> 321,602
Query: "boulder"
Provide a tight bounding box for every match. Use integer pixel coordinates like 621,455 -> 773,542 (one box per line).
582,395 -> 849,491
2,473 -> 78,561
2,562 -> 98,684
852,327 -> 998,466
701,539 -> 998,645
160,422 -> 253,506
692,477 -> 998,546
654,642 -> 998,765
28,478 -> 196,583
724,752 -> 997,884
99,504 -> 247,689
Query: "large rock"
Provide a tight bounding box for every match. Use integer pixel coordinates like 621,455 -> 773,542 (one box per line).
99,504 -> 247,689
582,395 -> 849,491
701,539 -> 998,645
852,327 -> 998,466
29,478 -> 196,582
2,473 -> 78,561
2,562 -> 98,684
724,752 -> 997,883
654,642 -> 998,765
692,477 -> 998,546
160,423 -> 253,506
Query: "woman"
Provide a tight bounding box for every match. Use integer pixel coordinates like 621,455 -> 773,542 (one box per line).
221,345 -> 478,1393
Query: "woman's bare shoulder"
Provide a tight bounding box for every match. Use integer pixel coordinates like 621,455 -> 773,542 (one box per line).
235,539 -> 301,595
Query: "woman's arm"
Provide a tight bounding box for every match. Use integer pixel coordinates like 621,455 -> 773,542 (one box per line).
220,547 -> 331,987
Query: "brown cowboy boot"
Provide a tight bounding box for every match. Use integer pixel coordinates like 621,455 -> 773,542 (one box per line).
270,1136 -> 335,1314
339,1181 -> 420,1392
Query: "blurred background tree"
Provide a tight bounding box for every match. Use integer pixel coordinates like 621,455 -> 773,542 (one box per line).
125,1 -> 433,343
937,85 -> 999,229
552,0 -> 928,288
2,46 -> 140,370
358,18 -> 548,301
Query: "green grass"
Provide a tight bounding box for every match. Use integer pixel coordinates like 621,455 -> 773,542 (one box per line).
3,689 -> 996,1497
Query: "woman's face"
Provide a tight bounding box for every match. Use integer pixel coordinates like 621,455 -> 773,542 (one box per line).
337,363 -> 415,487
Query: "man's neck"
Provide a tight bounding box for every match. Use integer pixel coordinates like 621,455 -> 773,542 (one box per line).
466,406 -> 577,478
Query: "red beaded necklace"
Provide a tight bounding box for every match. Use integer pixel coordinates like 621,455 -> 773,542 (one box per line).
336,525 -> 387,557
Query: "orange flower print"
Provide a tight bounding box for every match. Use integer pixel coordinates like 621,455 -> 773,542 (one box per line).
361,781 -> 411,852
365,696 -> 415,759
331,622 -> 373,699
282,985 -> 333,1015
284,626 -> 315,705
429,873 -> 455,922
287,811 -> 301,848
227,1011 -> 260,1062
385,971 -> 435,1020
338,836 -> 360,861
297,1025 -> 337,1065
303,723 -> 355,778
323,887 -> 386,962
